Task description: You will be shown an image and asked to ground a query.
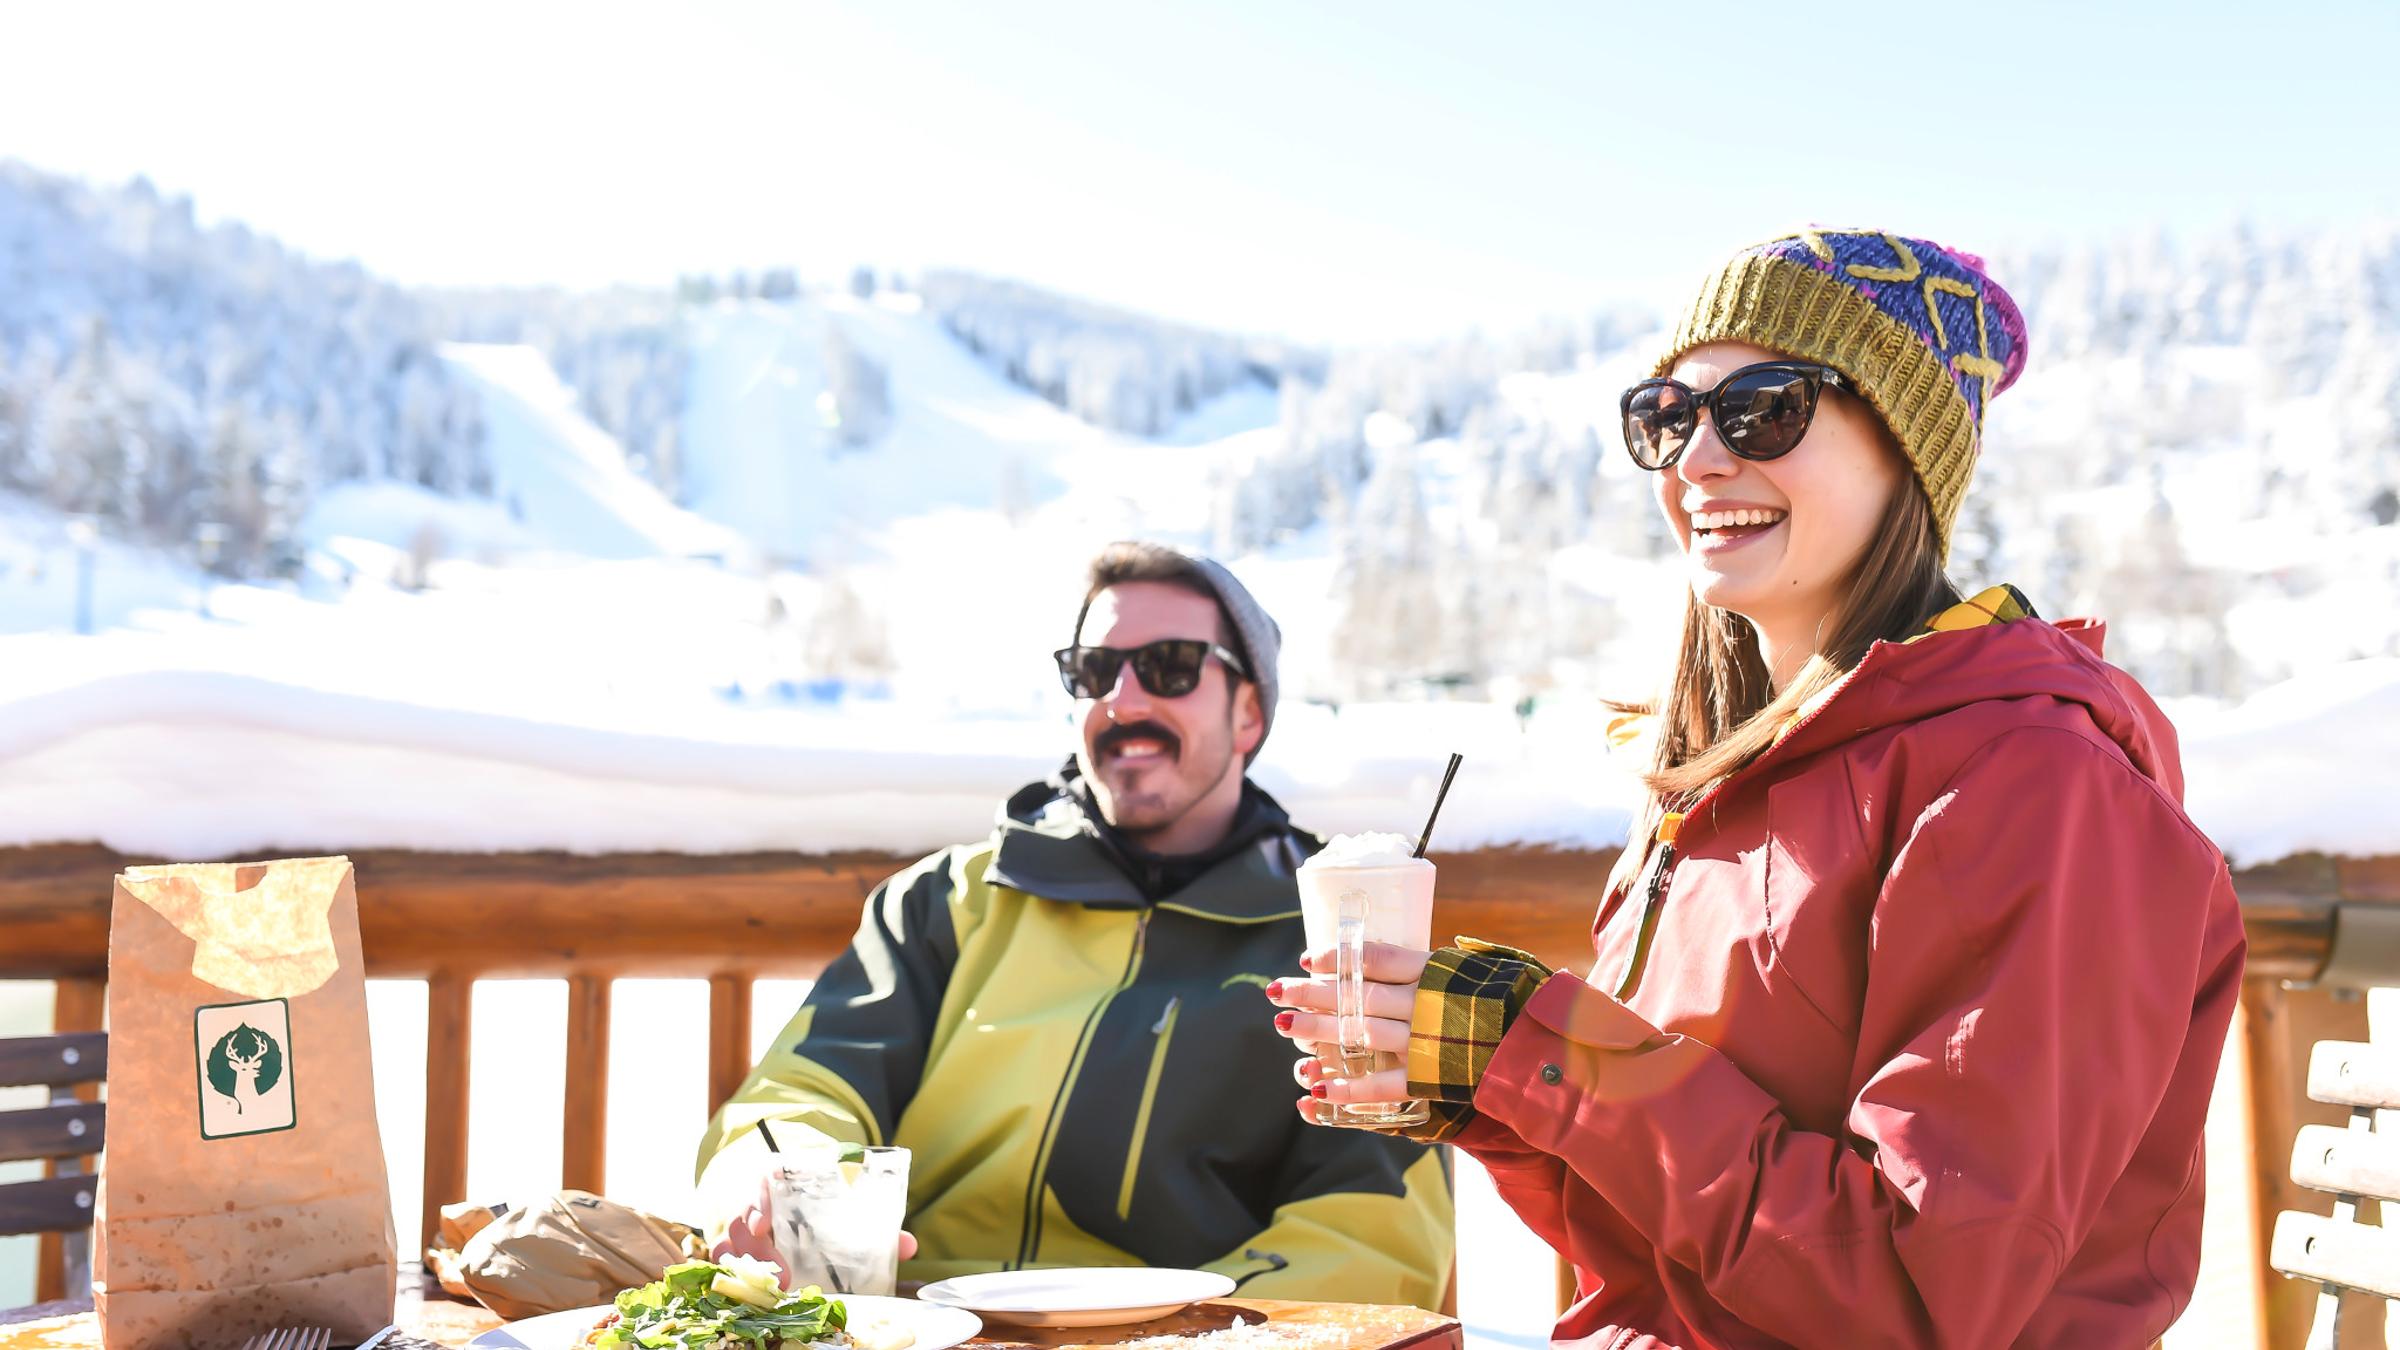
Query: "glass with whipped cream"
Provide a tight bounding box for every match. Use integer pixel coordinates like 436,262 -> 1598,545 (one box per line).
1297,831 -> 1435,1128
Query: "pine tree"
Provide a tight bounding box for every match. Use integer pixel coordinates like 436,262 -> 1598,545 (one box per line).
0,373 -> 29,491
803,574 -> 897,685
821,325 -> 892,448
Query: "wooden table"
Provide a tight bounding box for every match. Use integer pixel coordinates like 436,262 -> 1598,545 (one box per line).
0,1284 -> 1461,1350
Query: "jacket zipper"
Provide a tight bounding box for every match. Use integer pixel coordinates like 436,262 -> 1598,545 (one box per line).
1115,995 -> 1180,1220
1605,840 -> 1676,998
1011,906 -> 1153,1268
1606,642 -> 1897,998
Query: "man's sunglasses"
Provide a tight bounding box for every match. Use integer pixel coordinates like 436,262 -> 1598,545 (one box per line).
1054,639 -> 1249,699
1619,361 -> 1850,471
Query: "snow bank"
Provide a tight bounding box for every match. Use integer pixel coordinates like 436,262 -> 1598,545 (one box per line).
0,660 -> 1636,860
0,656 -> 2389,866
2176,657 -> 2400,864
300,480 -> 541,561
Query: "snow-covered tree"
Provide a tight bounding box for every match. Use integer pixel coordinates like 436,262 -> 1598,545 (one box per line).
803,573 -> 897,685
0,162 -> 487,573
918,270 -> 1292,435
821,324 -> 892,448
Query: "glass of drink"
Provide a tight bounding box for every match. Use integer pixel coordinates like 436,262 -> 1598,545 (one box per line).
765,1145 -> 910,1294
1297,832 -> 1435,1128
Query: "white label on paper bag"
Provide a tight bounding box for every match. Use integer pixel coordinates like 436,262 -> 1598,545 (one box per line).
194,997 -> 298,1140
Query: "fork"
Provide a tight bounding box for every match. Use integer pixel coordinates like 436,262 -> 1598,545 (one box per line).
238,1330 -> 335,1350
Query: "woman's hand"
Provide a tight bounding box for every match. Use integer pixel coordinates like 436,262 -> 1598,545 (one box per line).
1266,940 -> 1431,1121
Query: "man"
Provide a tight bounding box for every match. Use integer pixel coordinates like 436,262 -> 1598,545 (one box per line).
696,541 -> 1452,1306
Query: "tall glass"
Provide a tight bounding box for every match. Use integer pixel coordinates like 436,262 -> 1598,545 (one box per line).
765,1145 -> 910,1294
1297,837 -> 1435,1128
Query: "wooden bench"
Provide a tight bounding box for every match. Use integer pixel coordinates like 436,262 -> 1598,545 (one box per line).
2272,1040 -> 2400,1345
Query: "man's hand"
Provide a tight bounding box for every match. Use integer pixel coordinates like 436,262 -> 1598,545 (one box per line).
710,1169 -> 784,1273
709,1168 -> 917,1276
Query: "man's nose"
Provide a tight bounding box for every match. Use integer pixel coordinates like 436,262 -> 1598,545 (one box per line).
1102,658 -> 1153,714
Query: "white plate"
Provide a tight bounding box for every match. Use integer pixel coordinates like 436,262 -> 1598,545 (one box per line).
916,1267 -> 1238,1329
466,1293 -> 984,1350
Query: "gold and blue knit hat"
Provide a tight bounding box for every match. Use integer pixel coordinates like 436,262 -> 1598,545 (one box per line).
1653,228 -> 2030,557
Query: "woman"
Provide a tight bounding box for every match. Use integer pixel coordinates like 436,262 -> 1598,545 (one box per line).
1268,228 -> 2245,1347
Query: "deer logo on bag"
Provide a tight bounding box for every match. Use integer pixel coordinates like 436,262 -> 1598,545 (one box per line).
194,997 -> 298,1139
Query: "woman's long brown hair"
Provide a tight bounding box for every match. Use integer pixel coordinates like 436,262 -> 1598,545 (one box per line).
1601,464 -> 1960,901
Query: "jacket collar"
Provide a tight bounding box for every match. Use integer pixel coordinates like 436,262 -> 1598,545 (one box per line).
1903,583 -> 2039,642
984,766 -> 1313,922
1605,585 -> 2045,755
1777,583 -> 2042,731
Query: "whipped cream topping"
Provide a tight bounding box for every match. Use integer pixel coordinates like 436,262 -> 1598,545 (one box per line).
1301,830 -> 1429,870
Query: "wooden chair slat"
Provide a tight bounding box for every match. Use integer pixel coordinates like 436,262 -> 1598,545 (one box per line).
0,1102 -> 105,1164
2272,1209 -> 2400,1301
0,1174 -> 99,1238
0,1035 -> 106,1090
2308,1041 -> 2400,1110
2292,1123 -> 2400,1202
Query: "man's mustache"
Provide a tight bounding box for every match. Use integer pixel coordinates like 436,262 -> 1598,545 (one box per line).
1094,721 -> 1181,760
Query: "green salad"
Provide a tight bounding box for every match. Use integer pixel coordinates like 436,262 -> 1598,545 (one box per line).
584,1257 -> 850,1349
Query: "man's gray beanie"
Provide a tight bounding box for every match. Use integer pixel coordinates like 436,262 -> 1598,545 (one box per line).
1186,555 -> 1282,761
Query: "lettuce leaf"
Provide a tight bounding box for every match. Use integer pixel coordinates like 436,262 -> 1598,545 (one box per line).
591,1260 -> 846,1348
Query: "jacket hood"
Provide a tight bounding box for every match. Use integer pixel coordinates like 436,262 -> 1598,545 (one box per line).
1768,585 -> 2187,802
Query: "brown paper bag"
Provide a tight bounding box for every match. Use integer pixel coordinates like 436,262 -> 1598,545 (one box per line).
447,1192 -> 703,1320
93,856 -> 398,1349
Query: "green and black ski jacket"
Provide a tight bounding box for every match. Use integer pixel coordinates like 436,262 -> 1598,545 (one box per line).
696,773 -> 1453,1306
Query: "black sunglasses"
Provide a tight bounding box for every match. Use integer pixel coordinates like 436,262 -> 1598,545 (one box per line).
1620,361 -> 1850,471
1054,639 -> 1249,699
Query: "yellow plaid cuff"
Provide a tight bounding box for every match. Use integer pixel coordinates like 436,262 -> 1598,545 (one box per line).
1407,937 -> 1553,1108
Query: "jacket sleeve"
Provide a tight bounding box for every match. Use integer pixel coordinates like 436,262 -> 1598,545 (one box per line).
1202,1135 -> 1456,1310
693,849 -> 966,1194
1470,728 -> 2243,1347
1448,1114 -> 1575,1265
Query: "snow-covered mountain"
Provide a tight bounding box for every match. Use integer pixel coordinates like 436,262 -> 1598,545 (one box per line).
439,343 -> 743,562
3,158 -> 2396,713
0,162 -> 489,576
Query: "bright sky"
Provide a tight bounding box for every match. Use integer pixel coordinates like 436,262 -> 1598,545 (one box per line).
6,0 -> 2396,343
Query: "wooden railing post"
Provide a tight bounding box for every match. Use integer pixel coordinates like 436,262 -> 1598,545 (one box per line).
563,974 -> 612,1195
2245,978 -> 2381,1348
422,972 -> 473,1255
35,977 -> 104,1303
709,973 -> 754,1119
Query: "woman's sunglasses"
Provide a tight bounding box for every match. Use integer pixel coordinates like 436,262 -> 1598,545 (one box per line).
1619,361 -> 1850,471
1054,639 -> 1249,699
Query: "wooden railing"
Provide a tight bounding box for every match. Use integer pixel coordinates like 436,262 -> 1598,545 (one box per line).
7,841 -> 2400,1345
0,844 -> 1605,1257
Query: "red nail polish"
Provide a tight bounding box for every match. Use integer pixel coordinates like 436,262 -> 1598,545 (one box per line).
1263,980 -> 1284,1000
1309,1082 -> 1329,1099
1274,1011 -> 1295,1032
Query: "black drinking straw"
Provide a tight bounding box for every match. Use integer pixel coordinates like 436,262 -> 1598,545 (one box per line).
1413,753 -> 1464,859
754,1119 -> 845,1285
